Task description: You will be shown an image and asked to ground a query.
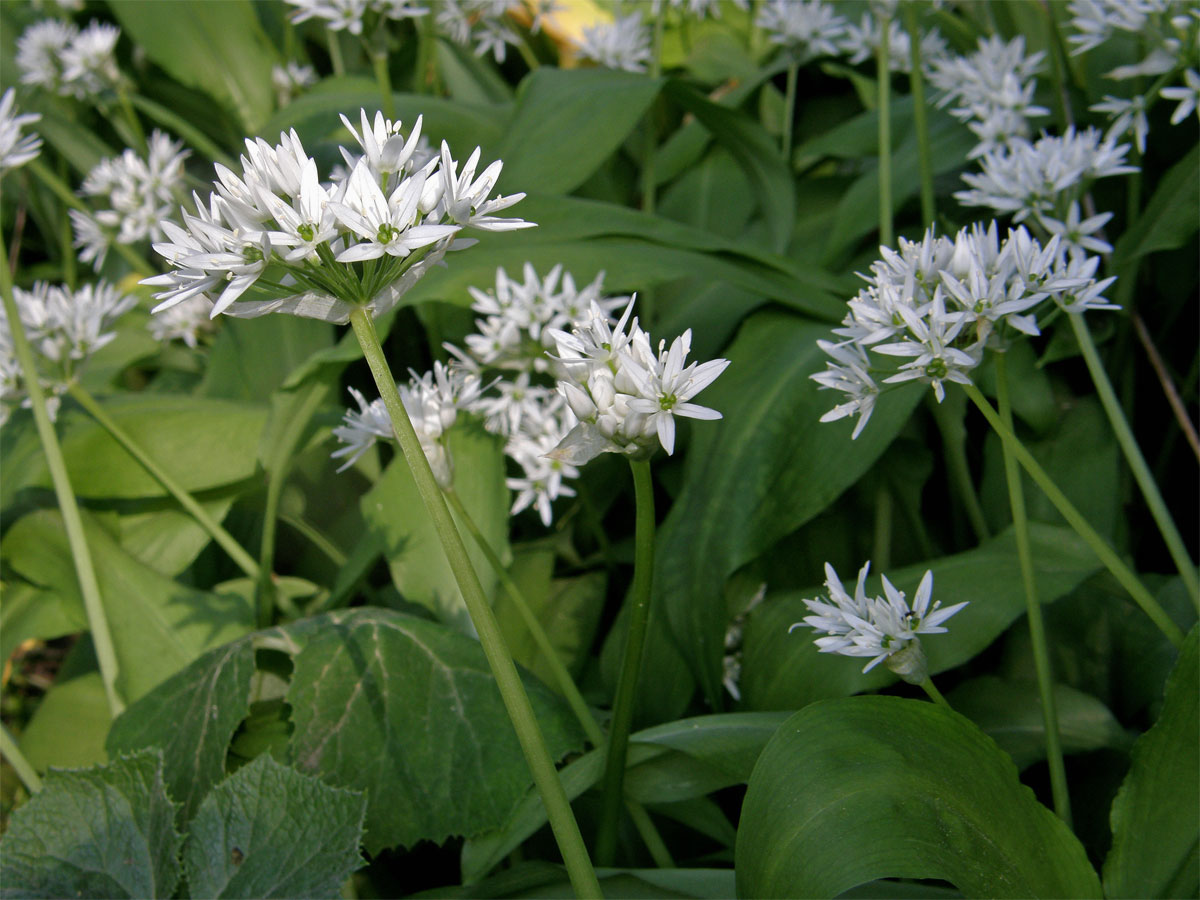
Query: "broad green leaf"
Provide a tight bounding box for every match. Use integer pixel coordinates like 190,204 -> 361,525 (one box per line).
1,510 -> 255,703
114,608 -> 583,854
497,68 -> 663,195
461,712 -> 788,881
657,147 -> 756,241
200,315 -> 334,401
260,78 -> 506,157
398,193 -> 848,322
2,393 -> 268,503
183,755 -> 365,899
600,595 -> 696,727
19,673 -> 112,771
107,642 -> 257,823
283,608 -> 583,853
736,697 -> 1102,898
421,861 -> 737,899
435,37 -> 515,106
362,424 -> 510,633
1103,626 -> 1199,898
114,494 -> 239,576
494,543 -> 606,686
107,0 -> 277,131
0,750 -> 182,899
655,311 -> 923,706
1113,144 -> 1200,267
741,524 -> 1099,710
948,676 -> 1132,770
664,79 -> 795,252
0,581 -> 83,665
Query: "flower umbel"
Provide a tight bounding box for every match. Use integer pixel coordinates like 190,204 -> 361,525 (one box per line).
790,562 -> 967,682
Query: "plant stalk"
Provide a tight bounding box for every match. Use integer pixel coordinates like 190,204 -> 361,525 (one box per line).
996,354 -> 1072,826
349,309 -> 600,898
928,393 -> 990,541
918,677 -> 950,709
444,487 -> 675,869
0,723 -> 42,794
782,61 -> 799,161
1069,313 -> 1199,606
370,42 -> 396,121
903,0 -> 935,225
0,241 -> 123,717
595,458 -> 657,866
876,9 -> 893,247
66,382 -> 259,578
963,384 -> 1184,647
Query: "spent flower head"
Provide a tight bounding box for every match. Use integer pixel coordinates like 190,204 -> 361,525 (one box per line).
791,562 -> 967,682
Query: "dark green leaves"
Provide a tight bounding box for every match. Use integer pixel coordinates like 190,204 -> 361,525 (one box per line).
736,697 -> 1102,898
108,608 -> 583,855
655,310 -> 922,705
1103,626 -> 1199,898
183,755 -> 366,899
498,68 -> 663,195
0,750 -> 182,900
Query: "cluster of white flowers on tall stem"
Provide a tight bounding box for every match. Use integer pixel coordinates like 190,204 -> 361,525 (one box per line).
71,131 -> 190,271
0,281 -> 136,424
928,35 -> 1048,158
16,19 -> 122,101
573,12 -> 654,73
549,298 -> 730,464
813,223 -> 1118,438
0,89 -> 42,176
142,109 -> 531,324
791,562 -> 967,682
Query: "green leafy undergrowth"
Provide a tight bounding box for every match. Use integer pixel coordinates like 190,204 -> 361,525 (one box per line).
106,607 -> 584,855
0,750 -> 365,900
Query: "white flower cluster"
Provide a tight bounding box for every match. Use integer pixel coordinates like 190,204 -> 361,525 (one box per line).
549,298 -> 730,464
651,0 -> 727,20
1068,0 -> 1198,78
451,263 -> 628,373
286,0 -> 427,35
436,0 -> 525,65
0,89 -> 42,176
573,12 -> 653,73
928,35 -> 1048,159
71,130 -> 190,271
791,562 -> 967,681
143,109 -> 531,324
272,62 -> 318,107
955,126 -> 1136,254
16,19 -> 122,101
814,223 -> 1118,438
0,281 -> 136,424
332,362 -> 483,487
756,0 -> 848,60
838,11 -> 947,75
146,296 -> 216,350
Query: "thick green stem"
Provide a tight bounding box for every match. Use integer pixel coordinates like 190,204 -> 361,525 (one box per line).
928,393 -> 990,541
996,354 -> 1072,827
595,458 -> 656,867
27,159 -> 152,276
414,12 -> 437,94
872,483 -> 892,571
903,1 -> 935,225
0,244 -> 123,717
349,309 -> 600,898
0,723 -> 42,794
781,61 -> 799,161
115,83 -> 148,156
327,28 -> 346,76
444,488 -> 675,870
640,8 -> 666,217
67,382 -> 259,579
876,12 -> 894,247
1069,313 -> 1199,606
918,677 -> 950,709
963,384 -> 1185,647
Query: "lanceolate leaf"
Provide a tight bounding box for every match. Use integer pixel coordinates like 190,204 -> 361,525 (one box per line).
107,0 -> 277,132
1103,625 -> 1199,898
1112,143 -> 1200,267
654,311 -> 923,706
497,68 -> 663,195
736,697 -> 1102,898
0,750 -> 182,900
183,755 -> 366,899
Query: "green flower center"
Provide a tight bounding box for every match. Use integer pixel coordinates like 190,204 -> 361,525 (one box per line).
924,358 -> 948,379
298,222 -> 316,242
376,223 -> 399,244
